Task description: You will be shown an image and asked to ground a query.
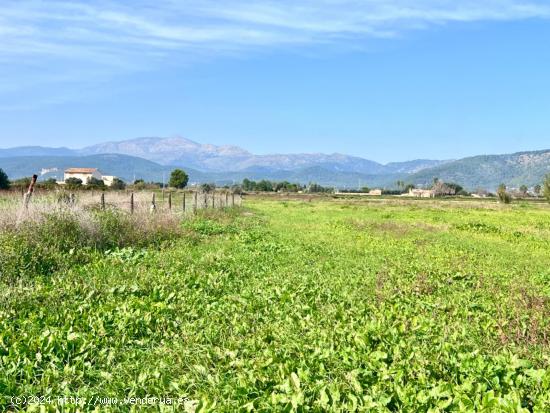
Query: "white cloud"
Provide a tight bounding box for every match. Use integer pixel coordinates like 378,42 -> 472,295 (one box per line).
1,0 -> 549,108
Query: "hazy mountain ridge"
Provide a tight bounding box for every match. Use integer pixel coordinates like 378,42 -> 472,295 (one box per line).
1,138 -> 549,189
1,137 -> 442,175
408,150 -> 550,189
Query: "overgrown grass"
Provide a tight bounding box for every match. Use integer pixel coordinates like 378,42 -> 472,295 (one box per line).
0,205 -> 185,285
1,197 -> 550,411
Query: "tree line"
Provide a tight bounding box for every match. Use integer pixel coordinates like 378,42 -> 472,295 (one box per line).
2,167 -> 550,202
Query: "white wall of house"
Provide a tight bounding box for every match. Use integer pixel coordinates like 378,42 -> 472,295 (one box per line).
102,176 -> 116,186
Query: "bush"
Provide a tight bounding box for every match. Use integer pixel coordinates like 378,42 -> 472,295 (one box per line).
497,184 -> 512,204
0,168 -> 10,190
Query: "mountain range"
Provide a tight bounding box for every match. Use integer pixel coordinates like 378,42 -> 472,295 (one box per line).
0,137 -> 549,190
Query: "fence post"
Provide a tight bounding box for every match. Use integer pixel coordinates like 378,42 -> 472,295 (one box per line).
225,192 -> 228,207
193,192 -> 197,212
100,192 -> 105,210
23,174 -> 38,209
150,193 -> 156,213
182,192 -> 186,212
232,193 -> 235,207
168,192 -> 172,210
211,193 -> 215,208
203,193 -> 208,209
130,192 -> 134,214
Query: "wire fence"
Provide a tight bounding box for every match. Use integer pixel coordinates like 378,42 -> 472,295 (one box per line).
0,189 -> 243,230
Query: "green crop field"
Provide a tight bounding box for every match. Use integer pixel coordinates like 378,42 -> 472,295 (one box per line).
1,196 -> 550,411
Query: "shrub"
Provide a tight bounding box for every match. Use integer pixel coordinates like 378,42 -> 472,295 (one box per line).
110,178 -> 126,190
497,184 -> 512,204
0,168 -> 10,190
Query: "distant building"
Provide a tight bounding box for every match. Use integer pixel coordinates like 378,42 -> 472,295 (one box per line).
63,168 -> 118,186
101,175 -> 116,187
367,189 -> 382,196
403,188 -> 435,198
64,168 -> 102,184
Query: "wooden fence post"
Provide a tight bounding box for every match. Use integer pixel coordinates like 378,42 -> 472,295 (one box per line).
23,174 -> 38,209
193,192 -> 197,212
150,193 -> 156,213
212,192 -> 215,208
168,192 -> 172,210
232,193 -> 235,206
203,193 -> 208,209
130,192 -> 134,214
100,192 -> 105,210
225,192 -> 228,207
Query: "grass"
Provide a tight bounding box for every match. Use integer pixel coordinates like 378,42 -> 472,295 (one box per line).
1,196 -> 550,411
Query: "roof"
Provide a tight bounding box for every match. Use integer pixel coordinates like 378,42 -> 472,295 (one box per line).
65,168 -> 98,174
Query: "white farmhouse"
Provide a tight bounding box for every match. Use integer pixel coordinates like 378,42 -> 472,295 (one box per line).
64,168 -> 103,185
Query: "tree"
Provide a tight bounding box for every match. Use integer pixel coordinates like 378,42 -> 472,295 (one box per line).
433,180 -> 455,197
543,174 -> 550,202
169,169 -> 189,189
87,177 -> 105,189
0,168 -> 9,190
200,183 -> 215,193
256,180 -> 273,192
519,185 -> 528,196
497,183 -> 511,204
110,177 -> 126,190
534,184 -> 542,196
65,177 -> 83,189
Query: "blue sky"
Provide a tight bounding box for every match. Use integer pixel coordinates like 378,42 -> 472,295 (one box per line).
0,0 -> 549,163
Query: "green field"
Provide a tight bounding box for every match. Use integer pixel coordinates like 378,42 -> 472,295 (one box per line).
1,197 -> 550,411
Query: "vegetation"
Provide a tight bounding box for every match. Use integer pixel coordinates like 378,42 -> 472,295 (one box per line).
1,195 -> 549,411
110,177 -> 126,190
242,178 -> 303,192
65,177 -> 83,190
497,183 -> 512,204
0,168 -> 9,190
544,174 -> 550,202
200,183 -> 215,193
86,177 -> 106,189
169,169 -> 189,189
306,182 -> 334,193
